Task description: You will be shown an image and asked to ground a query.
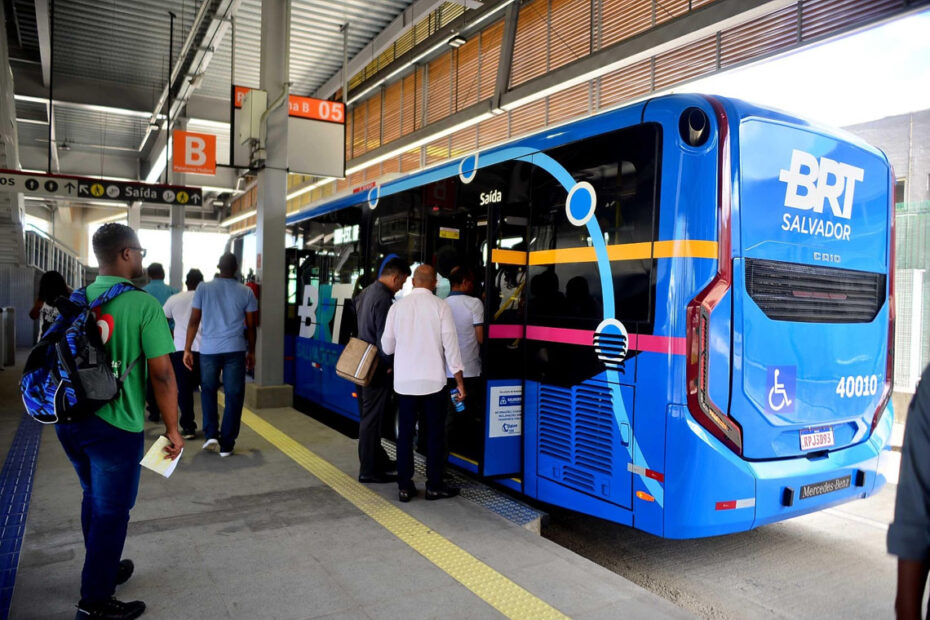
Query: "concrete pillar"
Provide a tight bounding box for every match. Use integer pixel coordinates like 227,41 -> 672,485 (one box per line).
170,203 -> 184,289
249,0 -> 292,409
128,201 -> 142,230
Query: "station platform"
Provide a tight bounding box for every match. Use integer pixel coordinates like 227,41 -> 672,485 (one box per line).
0,355 -> 689,620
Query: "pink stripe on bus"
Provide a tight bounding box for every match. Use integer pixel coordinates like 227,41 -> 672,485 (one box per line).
488,324 -> 524,339
628,333 -> 688,356
489,324 -> 687,356
526,325 -> 594,346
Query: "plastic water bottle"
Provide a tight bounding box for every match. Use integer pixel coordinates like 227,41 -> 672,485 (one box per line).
450,388 -> 465,413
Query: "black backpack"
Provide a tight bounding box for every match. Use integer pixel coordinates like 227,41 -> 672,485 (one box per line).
20,283 -> 144,424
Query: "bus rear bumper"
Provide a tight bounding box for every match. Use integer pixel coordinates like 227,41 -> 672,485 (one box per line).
750,404 -> 893,529
663,403 -> 893,538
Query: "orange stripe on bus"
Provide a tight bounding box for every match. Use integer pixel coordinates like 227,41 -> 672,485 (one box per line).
653,240 -> 718,259
491,249 -> 527,265
491,241 -> 718,266
607,242 -> 653,261
529,247 -> 596,265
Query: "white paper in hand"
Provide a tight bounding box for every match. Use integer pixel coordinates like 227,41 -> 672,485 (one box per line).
140,435 -> 182,478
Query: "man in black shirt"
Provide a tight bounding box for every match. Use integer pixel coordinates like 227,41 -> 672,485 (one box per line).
888,363 -> 930,619
354,257 -> 410,483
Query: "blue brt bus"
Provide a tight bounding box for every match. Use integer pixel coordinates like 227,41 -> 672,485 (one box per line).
273,94 -> 895,538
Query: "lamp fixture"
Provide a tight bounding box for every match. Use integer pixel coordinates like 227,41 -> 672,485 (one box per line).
447,35 -> 467,48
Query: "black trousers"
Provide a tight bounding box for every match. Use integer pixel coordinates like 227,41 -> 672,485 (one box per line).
357,368 -> 393,478
145,380 -> 159,421
444,376 -> 484,463
397,390 -> 446,492
170,350 -> 200,433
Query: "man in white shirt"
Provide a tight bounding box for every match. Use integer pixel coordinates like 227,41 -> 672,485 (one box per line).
163,269 -> 204,439
382,264 -> 466,502
444,267 -> 484,461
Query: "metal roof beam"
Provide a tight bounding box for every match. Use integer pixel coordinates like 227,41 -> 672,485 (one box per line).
341,0 -> 516,105
312,0 -> 449,100
18,144 -> 139,179
492,1 -> 518,112
137,0 -> 241,155
12,63 -> 230,124
33,0 -> 50,86
33,0 -> 59,172
13,63 -> 159,116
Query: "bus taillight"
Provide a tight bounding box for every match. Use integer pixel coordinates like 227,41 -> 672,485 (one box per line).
686,96 -> 743,457
687,300 -> 743,456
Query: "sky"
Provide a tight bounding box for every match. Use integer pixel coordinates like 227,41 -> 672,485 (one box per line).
681,9 -> 930,127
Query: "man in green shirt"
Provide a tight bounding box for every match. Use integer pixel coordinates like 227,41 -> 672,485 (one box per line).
55,223 -> 183,620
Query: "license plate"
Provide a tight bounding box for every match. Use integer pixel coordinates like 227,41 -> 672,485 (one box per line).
800,475 -> 851,500
800,426 -> 834,450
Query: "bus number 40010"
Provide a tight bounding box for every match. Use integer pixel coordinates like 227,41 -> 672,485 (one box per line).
835,375 -> 879,398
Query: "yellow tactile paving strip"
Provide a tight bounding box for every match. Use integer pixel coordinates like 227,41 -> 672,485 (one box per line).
241,409 -> 569,620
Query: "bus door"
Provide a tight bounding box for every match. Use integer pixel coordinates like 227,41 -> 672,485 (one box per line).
480,161 -> 533,479
285,248 -> 314,385
423,177 -> 475,298
522,131 -> 657,511
423,178 -> 488,467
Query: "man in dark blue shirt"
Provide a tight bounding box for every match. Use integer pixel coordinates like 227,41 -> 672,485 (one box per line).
888,363 -> 930,619
354,257 -> 410,483
142,262 -> 178,422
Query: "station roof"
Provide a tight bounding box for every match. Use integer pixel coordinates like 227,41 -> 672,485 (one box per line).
5,0 -> 422,224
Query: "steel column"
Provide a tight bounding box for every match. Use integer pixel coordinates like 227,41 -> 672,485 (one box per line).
493,1 -> 518,111
254,0 -> 289,387
169,118 -> 187,290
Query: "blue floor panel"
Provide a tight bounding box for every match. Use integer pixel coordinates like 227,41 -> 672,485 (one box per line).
0,414 -> 43,620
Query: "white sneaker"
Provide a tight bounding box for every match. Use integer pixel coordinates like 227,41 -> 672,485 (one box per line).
202,438 -> 219,452
219,450 -> 233,457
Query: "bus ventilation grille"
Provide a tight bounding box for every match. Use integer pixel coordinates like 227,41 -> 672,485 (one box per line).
745,258 -> 886,323
593,332 -> 627,371
539,380 -> 615,496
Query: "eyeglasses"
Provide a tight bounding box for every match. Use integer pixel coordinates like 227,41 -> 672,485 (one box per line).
123,246 -> 147,258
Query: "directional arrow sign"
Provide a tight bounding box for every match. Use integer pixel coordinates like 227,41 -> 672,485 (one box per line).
0,168 -> 202,206
0,169 -> 80,199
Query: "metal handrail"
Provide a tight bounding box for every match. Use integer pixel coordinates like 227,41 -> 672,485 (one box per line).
24,227 -> 86,289
24,224 -> 81,257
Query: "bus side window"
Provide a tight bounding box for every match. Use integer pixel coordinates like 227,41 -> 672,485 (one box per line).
300,207 -> 364,343
369,190 -> 425,288
528,124 -> 660,328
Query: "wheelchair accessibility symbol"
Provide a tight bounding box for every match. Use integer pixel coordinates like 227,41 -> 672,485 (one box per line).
766,366 -> 796,414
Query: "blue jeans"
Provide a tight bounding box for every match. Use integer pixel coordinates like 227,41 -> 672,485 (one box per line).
200,351 -> 246,452
55,415 -> 144,603
397,390 -> 446,492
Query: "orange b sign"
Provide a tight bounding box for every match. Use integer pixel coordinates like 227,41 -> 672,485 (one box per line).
173,130 -> 217,175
